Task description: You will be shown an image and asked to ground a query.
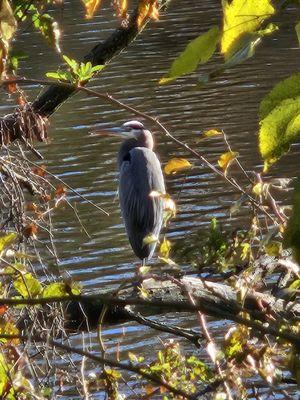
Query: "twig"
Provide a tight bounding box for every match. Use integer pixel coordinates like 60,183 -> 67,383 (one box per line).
6,147 -> 109,216
125,307 -> 203,346
1,78 -> 277,223
0,292 -> 298,347
0,333 -> 194,400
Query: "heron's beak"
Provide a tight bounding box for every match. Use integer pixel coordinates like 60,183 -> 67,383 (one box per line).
90,127 -> 134,139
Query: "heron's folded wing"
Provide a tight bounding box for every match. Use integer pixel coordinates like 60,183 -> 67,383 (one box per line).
119,148 -> 165,258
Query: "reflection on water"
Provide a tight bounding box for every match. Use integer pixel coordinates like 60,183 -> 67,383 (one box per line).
1,0 -> 300,397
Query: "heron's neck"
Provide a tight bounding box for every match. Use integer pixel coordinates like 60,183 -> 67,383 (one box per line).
118,137 -> 154,168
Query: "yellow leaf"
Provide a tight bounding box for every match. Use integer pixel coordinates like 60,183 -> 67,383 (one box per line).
0,232 -> 17,253
203,129 -> 223,138
158,256 -> 177,266
142,234 -> 158,246
218,151 -> 238,173
120,0 -> 128,15
82,0 -> 101,19
252,182 -> 263,196
221,0 -> 275,60
139,265 -> 150,275
164,158 -> 192,175
159,237 -> 171,258
241,242 -> 250,261
139,285 -> 149,299
264,241 -> 282,257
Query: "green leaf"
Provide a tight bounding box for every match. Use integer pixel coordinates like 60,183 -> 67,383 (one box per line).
0,353 -> 9,396
91,65 -> 104,72
295,21 -> 300,47
43,281 -> 81,298
0,320 -> 19,344
226,21 -> 278,65
14,273 -> 42,298
221,0 -> 275,60
259,96 -> 300,170
63,55 -> 78,70
0,232 -> 17,253
159,26 -> 220,84
46,72 -> 61,79
259,73 -> 300,120
284,181 -> 300,264
33,13 -> 61,53
286,112 -> 300,138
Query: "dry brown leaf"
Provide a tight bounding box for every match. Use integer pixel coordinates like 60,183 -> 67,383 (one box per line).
55,185 -> 67,198
32,165 -> 47,177
23,223 -> 38,239
137,0 -> 159,28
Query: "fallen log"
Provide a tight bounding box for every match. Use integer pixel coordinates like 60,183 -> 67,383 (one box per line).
63,275 -> 299,330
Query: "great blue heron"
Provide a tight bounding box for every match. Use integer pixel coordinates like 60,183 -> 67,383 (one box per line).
94,120 -> 165,263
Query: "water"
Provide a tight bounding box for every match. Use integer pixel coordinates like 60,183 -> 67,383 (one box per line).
2,0 -> 300,398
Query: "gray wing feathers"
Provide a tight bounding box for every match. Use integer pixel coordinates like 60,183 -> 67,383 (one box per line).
119,148 -> 165,260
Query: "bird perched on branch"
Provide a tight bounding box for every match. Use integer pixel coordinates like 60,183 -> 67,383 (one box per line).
93,120 -> 165,264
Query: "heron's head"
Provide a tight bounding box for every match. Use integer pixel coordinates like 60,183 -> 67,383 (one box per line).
92,120 -> 154,149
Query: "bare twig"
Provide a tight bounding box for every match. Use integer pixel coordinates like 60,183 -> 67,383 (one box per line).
1,78 -> 277,223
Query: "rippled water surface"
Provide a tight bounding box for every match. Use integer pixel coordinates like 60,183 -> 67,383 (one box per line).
2,1 -> 300,398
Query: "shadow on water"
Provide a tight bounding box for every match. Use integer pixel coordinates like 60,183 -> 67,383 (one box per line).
1,0 -> 300,397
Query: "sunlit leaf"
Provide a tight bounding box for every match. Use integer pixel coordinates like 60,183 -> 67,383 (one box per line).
221,0 -> 275,60
158,256 -> 177,266
0,353 -> 9,396
223,32 -> 261,66
259,96 -> 300,171
284,181 -> 300,264
160,26 -> 220,84
286,112 -> 300,138
241,242 -> 250,261
159,237 -> 171,259
137,0 -> 159,28
139,285 -> 149,299
82,0 -> 102,19
14,273 -> 42,298
203,129 -> 222,138
143,234 -> 158,246
139,265 -> 151,275
164,158 -> 192,175
104,368 -> 122,379
295,21 -> 300,47
43,281 -> 81,298
264,241 -> 282,257
0,232 -> 17,253
218,151 -> 238,174
128,352 -> 139,363
252,182 -> 263,196
33,14 -> 61,53
63,55 -> 78,70
150,191 -> 176,221
0,0 -> 17,77
259,73 -> 300,120
0,320 -> 19,344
